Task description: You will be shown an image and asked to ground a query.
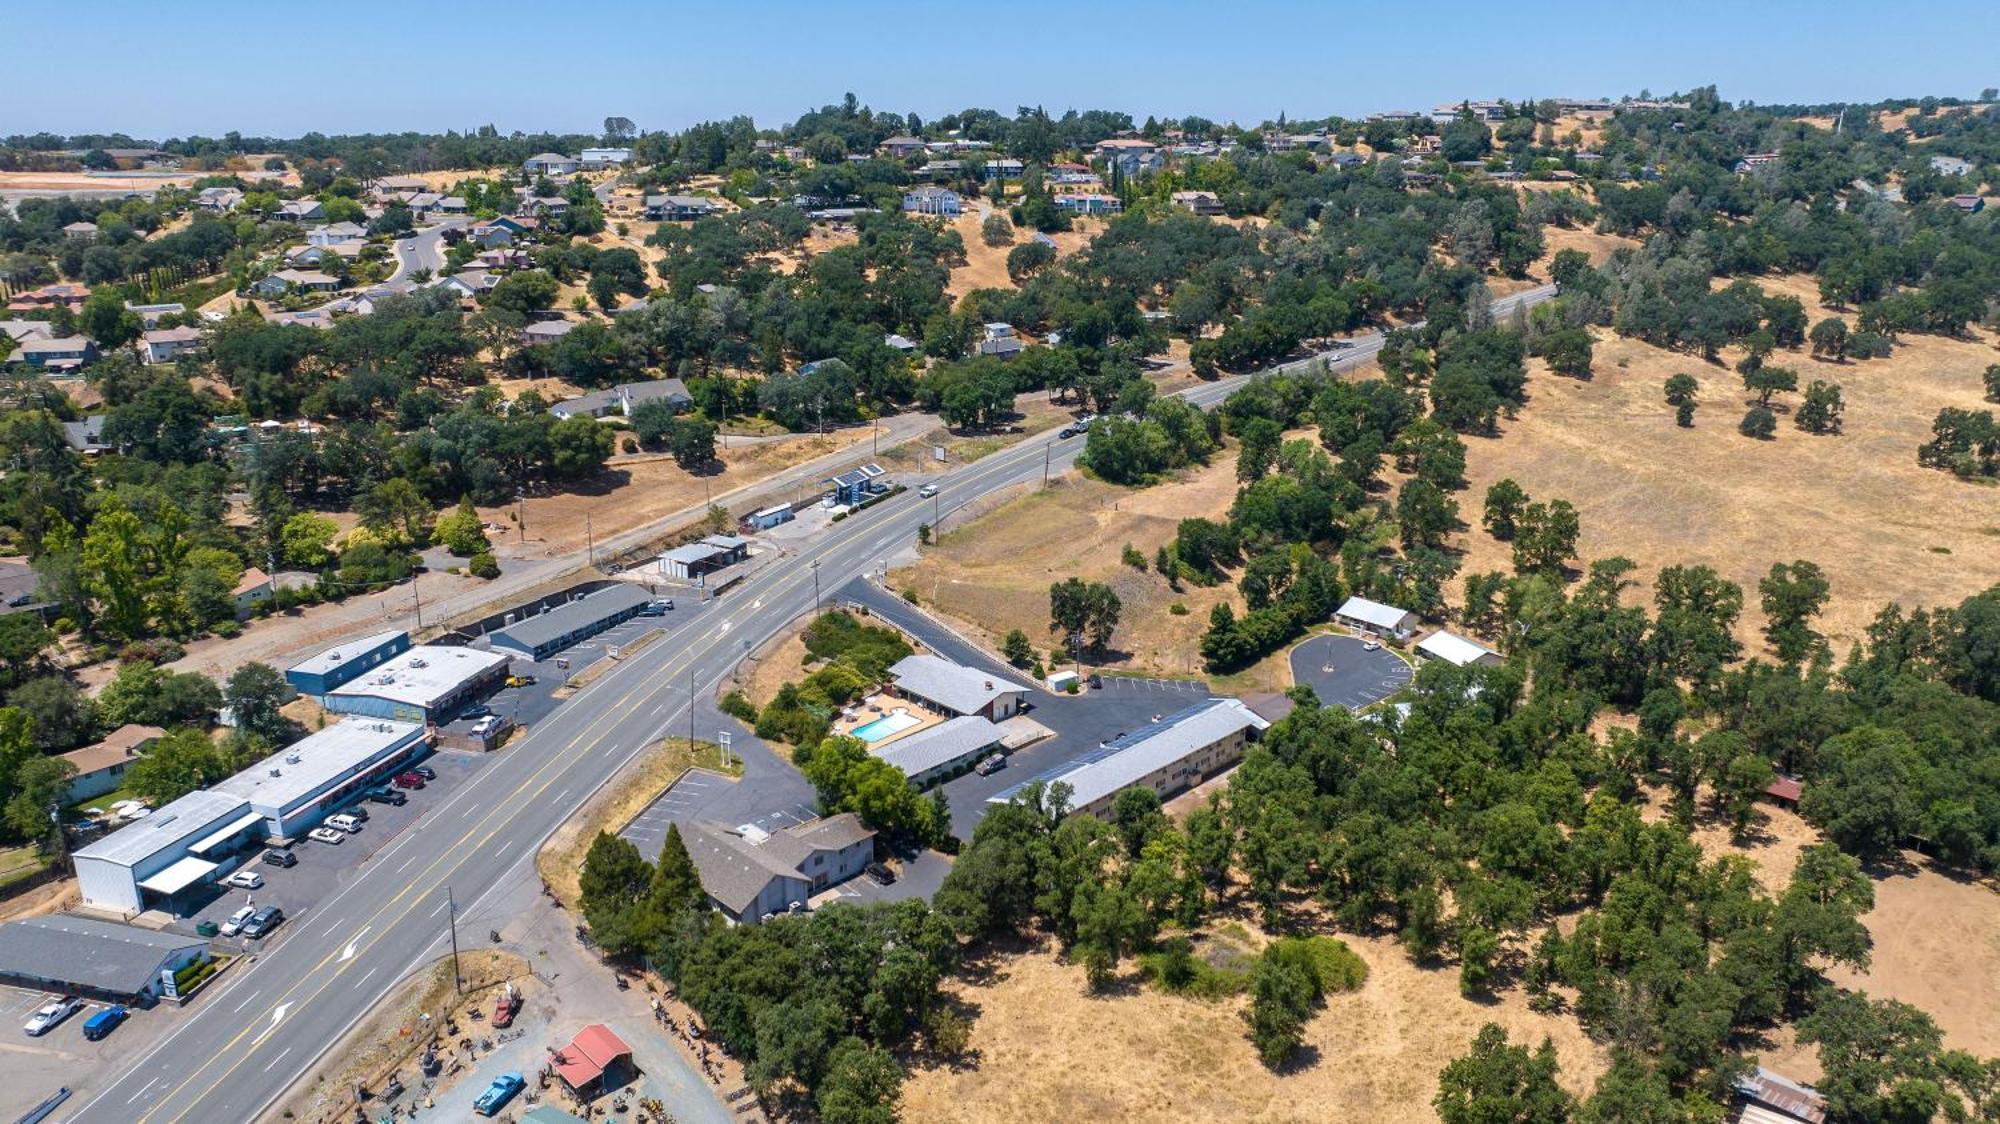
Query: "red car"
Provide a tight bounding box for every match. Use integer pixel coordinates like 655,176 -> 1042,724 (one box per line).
492,986 -> 518,1028
392,771 -> 427,789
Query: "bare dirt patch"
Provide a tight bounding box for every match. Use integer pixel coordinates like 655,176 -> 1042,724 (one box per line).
1450,320 -> 2000,655
901,931 -> 1605,1124
891,447 -> 1251,680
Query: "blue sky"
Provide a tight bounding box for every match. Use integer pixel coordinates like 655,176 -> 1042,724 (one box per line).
11,0 -> 1997,138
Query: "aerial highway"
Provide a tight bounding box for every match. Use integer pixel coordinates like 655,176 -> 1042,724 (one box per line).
65,284 -> 1553,1123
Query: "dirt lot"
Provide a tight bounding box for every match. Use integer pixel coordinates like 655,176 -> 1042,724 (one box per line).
944,212 -> 1096,299
478,428 -> 879,556
1451,308 -> 2000,655
890,446 -> 1251,681
901,930 -> 1605,1124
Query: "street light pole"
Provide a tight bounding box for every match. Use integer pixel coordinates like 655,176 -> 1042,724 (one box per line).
811,559 -> 821,612
446,886 -> 463,994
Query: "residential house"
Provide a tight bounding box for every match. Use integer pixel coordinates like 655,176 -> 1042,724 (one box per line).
1094,138 -> 1163,176
436,195 -> 468,214
1733,1066 -> 1826,1124
232,567 -> 273,618
7,283 -> 90,312
472,248 -> 531,271
60,725 -> 165,804
519,196 -> 569,219
123,301 -> 185,328
404,192 -> 443,216
981,158 -> 1025,181
252,269 -> 340,297
878,135 -> 928,158
61,415 -> 109,453
467,222 -> 516,248
0,320 -> 54,347
1734,153 -> 1780,174
138,326 -> 204,365
307,221 -> 366,246
681,814 -> 876,924
522,152 -> 580,177
643,195 -> 723,221
283,243 -> 363,267
276,199 -> 325,222
917,159 -> 963,180
434,270 -> 500,299
194,186 -> 243,212
884,333 -> 918,352
16,335 -> 98,372
1054,193 -> 1124,216
579,147 -> 634,169
1171,190 -> 1224,215
521,319 -> 577,347
901,186 -> 962,217
548,378 -> 692,420
263,308 -> 335,330
63,221 -> 98,242
1950,194 -> 1986,213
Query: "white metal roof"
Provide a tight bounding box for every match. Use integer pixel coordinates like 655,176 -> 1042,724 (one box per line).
889,655 -> 1032,716
290,629 -> 408,678
325,647 -> 508,710
136,856 -> 219,895
1335,596 -> 1415,630
1416,630 -> 1498,666
1030,698 -> 1267,811
73,790 -> 252,868
215,718 -> 424,811
188,812 -> 266,856
874,716 -> 1003,777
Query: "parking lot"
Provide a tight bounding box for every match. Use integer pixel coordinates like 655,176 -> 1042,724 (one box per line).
173,748 -> 489,947
0,982 -> 183,1118
1288,632 -> 1414,710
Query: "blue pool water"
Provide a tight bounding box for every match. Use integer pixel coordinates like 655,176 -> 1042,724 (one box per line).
852,710 -> 921,742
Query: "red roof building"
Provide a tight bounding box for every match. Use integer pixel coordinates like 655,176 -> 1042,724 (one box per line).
1763,776 -> 1803,807
550,1023 -> 633,1096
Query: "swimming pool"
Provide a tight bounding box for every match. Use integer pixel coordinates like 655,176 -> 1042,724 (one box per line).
851,709 -> 921,742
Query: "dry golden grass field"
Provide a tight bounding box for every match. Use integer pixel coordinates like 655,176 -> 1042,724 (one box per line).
1451,299 -> 2000,656
890,444 -> 1254,680
901,928 -> 1606,1124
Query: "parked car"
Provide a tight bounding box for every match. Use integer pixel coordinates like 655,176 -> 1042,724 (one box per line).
81,1005 -> 128,1041
864,862 -> 896,886
219,905 -> 257,937
505,675 -> 537,688
23,996 -> 82,1037
240,906 -> 284,939
917,483 -> 939,498
410,764 -> 436,781
459,704 -> 491,721
308,827 -> 346,844
221,870 -> 264,890
639,599 -> 674,616
473,1072 -> 526,1116
324,814 -> 363,834
1058,426 -> 1079,439
975,754 -> 1006,776
364,786 -> 407,806
263,848 -> 297,868
393,772 -> 426,790
470,716 -> 501,737
1361,638 -> 1381,651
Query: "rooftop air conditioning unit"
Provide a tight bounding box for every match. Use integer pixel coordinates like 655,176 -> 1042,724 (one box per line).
285,754 -> 302,764
269,767 -> 282,777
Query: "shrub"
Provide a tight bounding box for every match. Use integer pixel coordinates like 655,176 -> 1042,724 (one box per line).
468,552 -> 500,579
1121,543 -> 1147,570
720,690 -> 758,723
1738,406 -> 1777,439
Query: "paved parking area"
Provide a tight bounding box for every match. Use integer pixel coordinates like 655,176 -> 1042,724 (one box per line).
0,983 -> 183,1119
1289,633 -> 1413,710
172,748 -> 489,947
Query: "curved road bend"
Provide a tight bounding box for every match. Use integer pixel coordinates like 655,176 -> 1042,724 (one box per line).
67,284 -> 1551,1123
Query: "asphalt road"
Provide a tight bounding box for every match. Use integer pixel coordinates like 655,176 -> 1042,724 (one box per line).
1288,633 -> 1413,710
64,283 -> 1553,1123
384,218 -> 464,285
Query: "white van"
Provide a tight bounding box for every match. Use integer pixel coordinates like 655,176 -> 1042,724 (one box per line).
325,813 -> 363,834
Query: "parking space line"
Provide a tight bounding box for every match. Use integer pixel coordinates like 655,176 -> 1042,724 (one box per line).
231,988 -> 262,1013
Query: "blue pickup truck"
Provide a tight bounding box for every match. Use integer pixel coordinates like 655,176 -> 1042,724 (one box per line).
472,1072 -> 525,1116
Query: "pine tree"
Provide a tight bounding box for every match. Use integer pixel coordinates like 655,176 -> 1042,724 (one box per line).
648,823 -> 706,917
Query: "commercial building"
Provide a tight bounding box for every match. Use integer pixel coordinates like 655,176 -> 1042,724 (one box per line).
1416,630 -> 1502,668
745,505 -> 794,531
873,715 -> 1004,789
286,629 -> 412,697
681,814 -> 875,924
1334,596 -> 1419,640
657,535 -> 749,581
551,1023 -> 635,1099
825,463 -> 887,506
72,789 -> 264,915
61,724 -> 164,803
488,584 -> 654,661
888,655 -> 1031,721
0,915 -> 210,1003
214,718 -> 427,837
323,645 -> 511,722
1001,697 -> 1267,819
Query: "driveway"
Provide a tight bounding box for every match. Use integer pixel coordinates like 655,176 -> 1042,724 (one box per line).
1288,633 -> 1413,710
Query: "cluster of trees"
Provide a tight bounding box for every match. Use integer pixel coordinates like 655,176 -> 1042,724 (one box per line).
1077,398 -> 1218,484
577,824 -> 953,1122
1918,407 -> 1999,480
750,612 -> 912,747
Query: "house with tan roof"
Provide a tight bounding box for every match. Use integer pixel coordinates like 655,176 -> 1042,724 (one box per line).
61,725 -> 165,803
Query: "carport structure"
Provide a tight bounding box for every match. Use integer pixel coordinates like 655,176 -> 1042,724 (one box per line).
549,1023 -> 635,1100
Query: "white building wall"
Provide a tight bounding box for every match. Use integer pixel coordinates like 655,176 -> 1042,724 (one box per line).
74,856 -> 142,915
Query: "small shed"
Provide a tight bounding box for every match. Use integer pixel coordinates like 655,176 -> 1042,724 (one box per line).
746,505 -> 794,531
551,1023 -> 634,1098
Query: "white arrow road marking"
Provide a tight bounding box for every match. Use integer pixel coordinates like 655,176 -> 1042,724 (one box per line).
339,926 -> 371,963
253,1002 -> 292,1045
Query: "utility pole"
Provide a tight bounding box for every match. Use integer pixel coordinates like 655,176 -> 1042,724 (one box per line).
585,513 -> 594,568
1043,441 -> 1051,486
687,665 -> 695,749
412,579 -> 423,630
811,559 -> 821,612
446,886 -> 463,994
872,417 -> 879,454
516,491 -> 525,543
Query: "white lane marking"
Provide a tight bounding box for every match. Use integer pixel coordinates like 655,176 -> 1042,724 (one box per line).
431,899 -> 451,918
262,1046 -> 292,1072
126,1077 -> 161,1104
397,851 -> 420,873
554,788 -> 571,803
231,988 -> 262,1013
356,966 -> 377,988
